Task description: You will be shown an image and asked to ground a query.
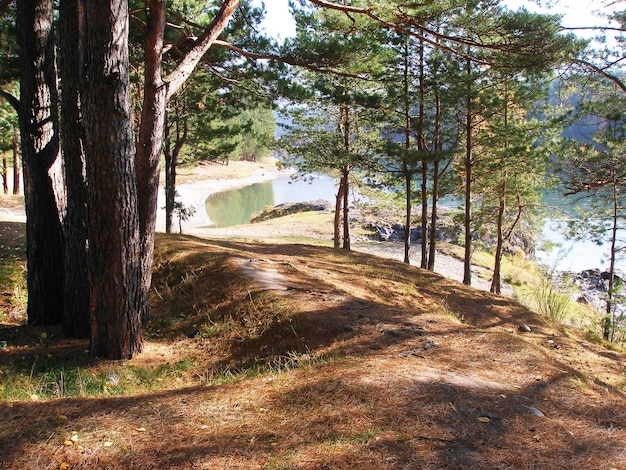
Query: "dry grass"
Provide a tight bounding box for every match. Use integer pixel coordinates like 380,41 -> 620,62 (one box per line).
1,230 -> 625,469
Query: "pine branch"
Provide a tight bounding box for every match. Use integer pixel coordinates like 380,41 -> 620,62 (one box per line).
165,0 -> 240,99
212,39 -> 368,79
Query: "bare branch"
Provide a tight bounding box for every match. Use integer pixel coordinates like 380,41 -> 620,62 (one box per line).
572,58 -> 626,94
0,88 -> 19,113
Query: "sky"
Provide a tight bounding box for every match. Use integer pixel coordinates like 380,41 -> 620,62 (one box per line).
252,0 -> 615,40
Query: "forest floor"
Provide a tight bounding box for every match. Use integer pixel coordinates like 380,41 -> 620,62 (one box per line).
0,160 -> 625,469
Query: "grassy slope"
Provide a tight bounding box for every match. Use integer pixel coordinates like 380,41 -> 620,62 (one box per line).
1,231 -> 625,469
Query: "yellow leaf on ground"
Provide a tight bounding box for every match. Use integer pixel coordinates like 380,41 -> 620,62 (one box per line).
58,415 -> 68,421
63,440 -> 73,447
478,417 -> 491,423
60,463 -> 70,470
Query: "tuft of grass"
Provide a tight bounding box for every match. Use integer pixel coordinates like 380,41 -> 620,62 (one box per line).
437,298 -> 466,324
0,359 -> 199,400
0,245 -> 27,321
584,329 -> 625,352
200,350 -> 332,386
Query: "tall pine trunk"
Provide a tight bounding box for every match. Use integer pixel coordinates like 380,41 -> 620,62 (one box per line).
418,36 -> 428,270
82,0 -> 142,359
402,37 -> 411,265
136,0 -> 239,324
427,89 -> 442,271
12,130 -> 20,194
334,178 -> 344,249
420,162 -> 428,268
490,189 -> 505,295
604,178 -> 619,341
463,55 -> 473,286
164,105 -> 188,234
164,131 -> 177,234
403,168 -> 411,264
342,169 -> 350,251
428,160 -> 439,271
2,153 -> 7,193
59,0 -> 90,338
17,0 -> 66,326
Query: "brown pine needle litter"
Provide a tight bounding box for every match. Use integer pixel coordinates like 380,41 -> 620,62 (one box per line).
1,228 -> 625,469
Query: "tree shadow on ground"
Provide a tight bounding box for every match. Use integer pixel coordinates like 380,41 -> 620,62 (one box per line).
1,234 -> 624,468
1,361 -> 624,469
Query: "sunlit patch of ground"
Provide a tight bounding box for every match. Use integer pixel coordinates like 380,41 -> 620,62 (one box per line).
1,169 -> 625,469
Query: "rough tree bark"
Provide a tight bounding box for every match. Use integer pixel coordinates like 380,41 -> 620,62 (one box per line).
82,0 -> 142,359
17,0 -> 66,326
59,0 -> 90,338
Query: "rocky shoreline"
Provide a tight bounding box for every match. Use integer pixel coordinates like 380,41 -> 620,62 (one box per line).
572,268 -> 625,319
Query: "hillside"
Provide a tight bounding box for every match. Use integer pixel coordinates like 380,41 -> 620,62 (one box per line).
0,227 -> 625,468
1,159 -> 625,469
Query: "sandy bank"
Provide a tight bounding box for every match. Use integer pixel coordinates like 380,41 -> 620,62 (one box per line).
155,160 -> 287,232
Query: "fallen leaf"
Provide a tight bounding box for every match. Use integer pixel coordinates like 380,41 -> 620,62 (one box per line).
58,415 -> 68,421
103,441 -> 113,447
60,463 -> 70,470
136,427 -> 147,432
478,417 -> 491,423
70,433 -> 79,442
63,440 -> 73,447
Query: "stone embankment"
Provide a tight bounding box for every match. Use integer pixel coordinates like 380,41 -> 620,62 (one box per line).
573,268 -> 625,317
